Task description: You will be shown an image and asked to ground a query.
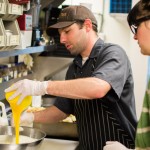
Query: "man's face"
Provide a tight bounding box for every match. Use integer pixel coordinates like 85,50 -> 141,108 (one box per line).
58,23 -> 88,56
134,20 -> 150,55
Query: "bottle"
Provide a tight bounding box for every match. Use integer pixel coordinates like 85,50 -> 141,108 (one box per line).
16,63 -> 22,78
0,67 -> 3,83
1,63 -> 13,80
1,65 -> 9,82
8,63 -> 14,80
11,63 -> 18,79
22,63 -> 28,76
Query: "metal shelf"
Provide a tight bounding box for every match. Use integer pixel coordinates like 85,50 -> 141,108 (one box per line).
0,45 -> 57,57
0,45 -> 56,101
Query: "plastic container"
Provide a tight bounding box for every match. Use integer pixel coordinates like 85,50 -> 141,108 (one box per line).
0,101 -> 9,126
15,30 -> 32,49
5,29 -> 13,46
2,2 -> 23,20
0,2 -> 7,15
0,18 -> 6,50
0,19 -> 21,50
3,20 -> 21,50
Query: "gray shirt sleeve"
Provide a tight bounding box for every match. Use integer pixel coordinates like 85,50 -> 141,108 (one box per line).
92,45 -> 131,98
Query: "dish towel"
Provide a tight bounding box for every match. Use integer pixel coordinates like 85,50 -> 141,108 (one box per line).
135,79 -> 150,150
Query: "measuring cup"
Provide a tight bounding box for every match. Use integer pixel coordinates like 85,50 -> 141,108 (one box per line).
0,102 -> 8,126
5,91 -> 32,144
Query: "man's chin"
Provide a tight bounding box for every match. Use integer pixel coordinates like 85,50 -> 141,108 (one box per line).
70,52 -> 77,56
69,50 -> 78,56
141,49 -> 149,55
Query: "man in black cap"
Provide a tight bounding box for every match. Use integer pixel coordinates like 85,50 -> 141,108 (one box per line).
5,5 -> 137,150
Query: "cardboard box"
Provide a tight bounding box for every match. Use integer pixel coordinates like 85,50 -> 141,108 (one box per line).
17,14 -> 32,31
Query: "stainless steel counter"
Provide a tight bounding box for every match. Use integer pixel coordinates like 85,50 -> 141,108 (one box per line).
27,138 -> 79,150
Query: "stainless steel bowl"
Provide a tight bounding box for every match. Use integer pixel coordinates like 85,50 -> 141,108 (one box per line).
33,122 -> 78,139
0,126 -> 46,150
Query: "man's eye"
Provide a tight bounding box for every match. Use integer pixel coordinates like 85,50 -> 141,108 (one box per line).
65,30 -> 70,34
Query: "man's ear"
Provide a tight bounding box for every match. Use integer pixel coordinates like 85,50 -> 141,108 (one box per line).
84,19 -> 93,32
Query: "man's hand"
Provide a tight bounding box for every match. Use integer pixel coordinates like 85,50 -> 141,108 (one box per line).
103,141 -> 131,150
20,111 -> 34,127
5,79 -> 49,104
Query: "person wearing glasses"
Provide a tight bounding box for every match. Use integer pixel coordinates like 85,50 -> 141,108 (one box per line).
5,5 -> 137,150
104,0 -> 150,149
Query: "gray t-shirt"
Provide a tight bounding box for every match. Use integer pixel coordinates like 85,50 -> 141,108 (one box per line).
54,39 -> 137,149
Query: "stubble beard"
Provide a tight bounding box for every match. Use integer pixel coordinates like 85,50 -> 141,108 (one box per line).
70,44 -> 85,56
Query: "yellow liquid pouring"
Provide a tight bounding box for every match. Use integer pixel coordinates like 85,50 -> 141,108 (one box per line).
5,91 -> 32,144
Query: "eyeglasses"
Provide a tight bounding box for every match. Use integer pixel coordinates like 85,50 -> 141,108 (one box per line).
130,15 -> 150,34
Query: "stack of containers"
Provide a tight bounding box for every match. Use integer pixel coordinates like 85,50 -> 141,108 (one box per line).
7,0 -> 32,49
0,0 -> 23,51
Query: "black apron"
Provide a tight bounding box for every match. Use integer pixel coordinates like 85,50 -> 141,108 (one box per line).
74,57 -> 135,150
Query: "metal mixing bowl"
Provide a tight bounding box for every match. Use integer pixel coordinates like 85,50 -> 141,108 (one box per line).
0,126 -> 46,150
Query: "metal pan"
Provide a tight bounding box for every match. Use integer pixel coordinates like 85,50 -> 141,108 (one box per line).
0,126 -> 46,150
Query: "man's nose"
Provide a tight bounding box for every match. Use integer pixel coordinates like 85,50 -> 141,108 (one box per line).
60,34 -> 66,44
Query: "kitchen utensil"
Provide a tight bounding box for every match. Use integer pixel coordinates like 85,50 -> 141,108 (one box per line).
5,91 -> 32,144
0,126 -> 46,150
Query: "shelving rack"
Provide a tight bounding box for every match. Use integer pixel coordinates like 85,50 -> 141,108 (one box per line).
0,44 -> 74,101
0,45 -> 56,57
0,45 -> 56,100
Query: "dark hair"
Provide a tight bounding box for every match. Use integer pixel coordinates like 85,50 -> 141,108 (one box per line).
76,20 -> 98,33
127,0 -> 150,26
142,0 -> 150,9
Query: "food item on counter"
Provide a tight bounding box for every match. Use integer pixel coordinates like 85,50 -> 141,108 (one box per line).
26,106 -> 45,112
61,114 -> 76,123
26,107 -> 76,123
0,135 -> 37,144
5,90 -> 32,144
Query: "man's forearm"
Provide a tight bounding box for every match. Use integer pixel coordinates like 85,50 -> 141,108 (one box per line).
46,77 -> 111,100
34,106 -> 68,124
